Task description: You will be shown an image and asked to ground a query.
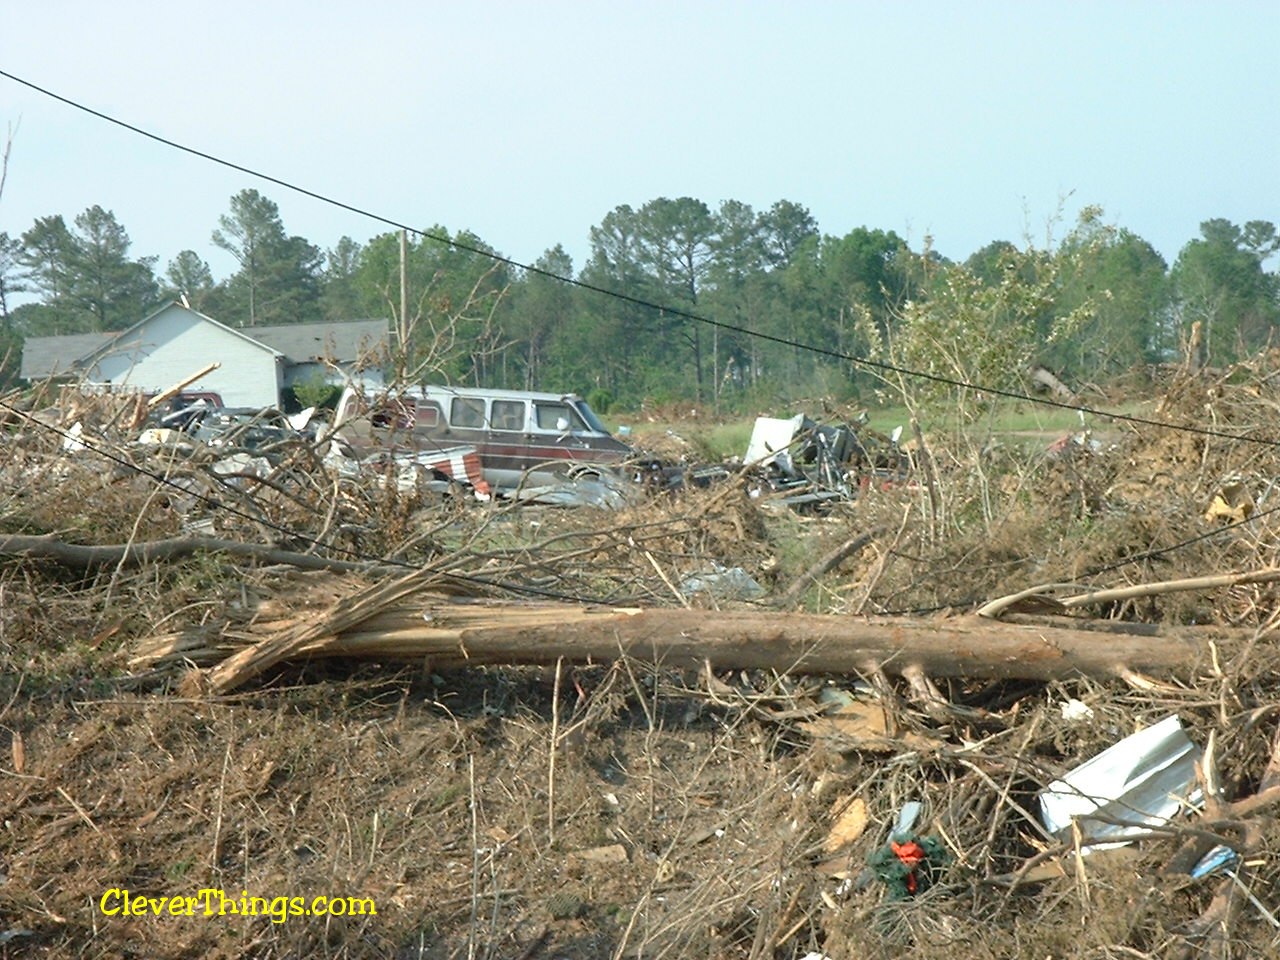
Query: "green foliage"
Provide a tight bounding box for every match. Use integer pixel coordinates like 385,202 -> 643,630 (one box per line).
586,387 -> 613,414
0,321 -> 20,387
320,235 -> 365,322
964,239 -> 1020,285
0,231 -> 28,319
634,197 -> 717,400
1171,217 -> 1280,363
580,203 -> 682,403
73,206 -> 160,328
1053,221 -> 1170,374
18,207 -> 158,332
858,223 -> 1096,423
212,189 -> 322,327
356,227 -> 511,386
704,420 -> 754,460
502,245 -> 577,389
290,375 -> 342,411
163,250 -> 215,312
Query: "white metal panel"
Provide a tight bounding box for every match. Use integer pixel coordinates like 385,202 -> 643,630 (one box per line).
744,414 -> 807,469
87,304 -> 282,408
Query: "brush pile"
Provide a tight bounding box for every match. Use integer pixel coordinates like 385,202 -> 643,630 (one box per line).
4,363 -> 1280,958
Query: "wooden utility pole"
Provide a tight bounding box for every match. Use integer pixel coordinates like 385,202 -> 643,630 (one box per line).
398,229 -> 409,374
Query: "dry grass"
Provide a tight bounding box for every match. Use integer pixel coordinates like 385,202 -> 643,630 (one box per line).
5,366 -> 1280,958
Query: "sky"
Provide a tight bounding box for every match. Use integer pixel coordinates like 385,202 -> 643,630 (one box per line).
1,1 -> 1277,287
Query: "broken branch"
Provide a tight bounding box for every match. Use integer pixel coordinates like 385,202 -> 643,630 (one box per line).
0,533 -> 378,574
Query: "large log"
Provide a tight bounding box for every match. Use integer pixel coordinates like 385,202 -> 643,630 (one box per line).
320,602 -> 1226,682
143,580 -> 1249,693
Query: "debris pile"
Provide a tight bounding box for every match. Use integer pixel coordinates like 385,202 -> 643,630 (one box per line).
738,413 -> 907,509
5,362 -> 1280,958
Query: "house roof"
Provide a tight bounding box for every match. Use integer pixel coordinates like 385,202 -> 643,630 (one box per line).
20,305 -> 392,381
75,301 -> 281,370
243,319 -> 389,363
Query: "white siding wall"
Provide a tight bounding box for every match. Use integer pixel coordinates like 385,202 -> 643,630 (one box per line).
89,305 -> 282,408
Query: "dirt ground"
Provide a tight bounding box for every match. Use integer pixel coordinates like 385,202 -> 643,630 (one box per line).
5,366 -> 1280,958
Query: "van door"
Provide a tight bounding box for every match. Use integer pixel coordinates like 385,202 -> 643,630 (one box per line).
531,400 -> 630,467
483,398 -> 528,484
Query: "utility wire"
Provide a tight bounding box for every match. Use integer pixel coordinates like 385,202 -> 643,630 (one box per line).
6,69 -> 1280,616
4,67 -> 1279,451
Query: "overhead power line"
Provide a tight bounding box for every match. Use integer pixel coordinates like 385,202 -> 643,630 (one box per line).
10,68 -> 1280,616
3,67 -> 1278,454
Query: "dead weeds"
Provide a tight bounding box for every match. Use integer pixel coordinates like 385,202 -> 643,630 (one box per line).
6,367 -> 1280,958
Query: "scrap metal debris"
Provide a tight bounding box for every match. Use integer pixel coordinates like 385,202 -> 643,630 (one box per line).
740,412 -> 906,508
1038,715 -> 1203,848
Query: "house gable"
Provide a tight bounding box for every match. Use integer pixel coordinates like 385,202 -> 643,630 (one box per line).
82,303 -> 283,408
20,305 -> 391,407
77,302 -> 280,368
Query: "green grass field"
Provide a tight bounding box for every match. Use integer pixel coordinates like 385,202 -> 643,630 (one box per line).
613,396 -> 1151,462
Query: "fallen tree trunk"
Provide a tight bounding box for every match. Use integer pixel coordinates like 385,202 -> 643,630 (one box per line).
0,533 -> 378,574
138,574 -> 1251,694
300,605 -> 1233,683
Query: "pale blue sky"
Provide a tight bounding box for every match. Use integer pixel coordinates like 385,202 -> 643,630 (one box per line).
1,1 -> 1276,284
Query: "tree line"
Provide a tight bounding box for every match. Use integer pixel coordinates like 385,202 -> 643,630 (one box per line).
1,189 -> 1276,410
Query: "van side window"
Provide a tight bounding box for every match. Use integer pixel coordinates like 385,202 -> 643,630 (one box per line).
414,402 -> 440,428
534,402 -> 583,432
451,397 -> 486,428
491,400 -> 525,431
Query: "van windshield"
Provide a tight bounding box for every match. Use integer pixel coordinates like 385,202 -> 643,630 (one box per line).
572,400 -> 609,434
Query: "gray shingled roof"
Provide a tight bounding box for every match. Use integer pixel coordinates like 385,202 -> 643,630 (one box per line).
20,318 -> 391,381
244,320 -> 390,362
19,332 -> 115,380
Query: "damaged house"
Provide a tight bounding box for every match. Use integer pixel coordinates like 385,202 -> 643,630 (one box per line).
19,301 -> 389,408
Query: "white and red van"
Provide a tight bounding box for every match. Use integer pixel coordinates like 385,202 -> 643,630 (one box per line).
332,383 -> 634,496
